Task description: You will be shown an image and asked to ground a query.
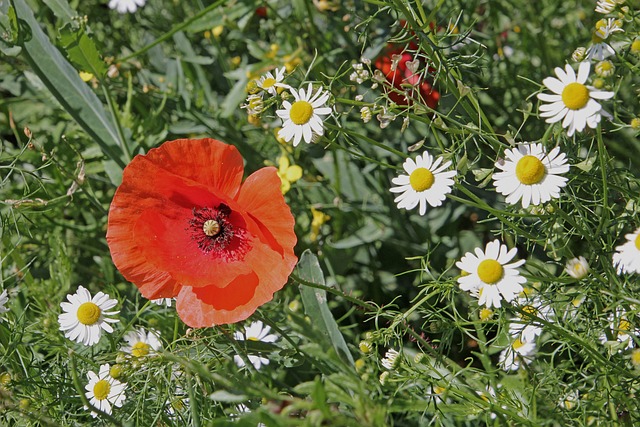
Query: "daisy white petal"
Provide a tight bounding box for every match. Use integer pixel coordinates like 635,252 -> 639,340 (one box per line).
58,286 -> 119,346
538,62 -> 613,135
612,227 -> 640,274
390,151 -> 456,215
456,240 -> 526,308
493,143 -> 569,209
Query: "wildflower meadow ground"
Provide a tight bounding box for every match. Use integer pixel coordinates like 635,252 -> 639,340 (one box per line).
2,0 -> 640,425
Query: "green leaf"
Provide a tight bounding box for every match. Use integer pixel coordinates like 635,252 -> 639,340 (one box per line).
296,250 -> 355,367
42,0 -> 77,24
58,24 -> 108,77
12,0 -> 126,180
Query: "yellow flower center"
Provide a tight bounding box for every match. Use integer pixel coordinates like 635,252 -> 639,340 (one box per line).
132,341 -> 151,358
512,338 -> 524,351
93,379 -> 111,401
289,101 -> 314,125
479,308 -> 494,321
409,168 -> 435,192
521,305 -> 537,318
247,336 -> 259,341
631,349 -> 640,366
77,302 -> 101,325
635,233 -> 640,251
618,318 -> 631,333
515,155 -> 546,185
561,82 -> 590,110
203,219 -> 220,237
262,77 -> 276,89
631,39 -> 640,54
591,32 -> 604,44
477,259 -> 504,284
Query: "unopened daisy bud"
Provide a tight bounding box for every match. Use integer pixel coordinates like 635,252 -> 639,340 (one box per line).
18,398 -> 30,410
0,372 -> 11,385
592,77 -> 606,89
631,39 -> 640,55
595,60 -> 615,77
110,364 -> 124,379
246,80 -> 259,95
571,47 -> 587,62
360,106 -> 372,123
630,117 -> 640,129
413,352 -> 426,364
355,358 -> 365,371
379,371 -> 390,385
631,348 -> 640,367
479,307 -> 494,321
288,300 -> 301,312
565,256 -> 589,279
359,340 -> 373,353
212,25 -> 224,39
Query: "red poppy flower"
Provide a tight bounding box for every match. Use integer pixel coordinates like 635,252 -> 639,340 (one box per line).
374,43 -> 440,110
106,138 -> 298,327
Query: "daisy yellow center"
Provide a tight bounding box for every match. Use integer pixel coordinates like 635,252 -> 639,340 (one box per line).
203,219 -> 220,237
521,305 -> 537,317
515,155 -> 546,185
93,379 -> 111,401
77,302 -> 101,325
591,32 -> 604,44
634,233 -> 640,250
132,341 -> 150,357
618,318 -> 631,332
262,77 -> 276,89
512,338 -> 524,350
248,336 -> 259,341
477,259 -> 504,284
289,101 -> 314,125
561,82 -> 590,110
409,168 -> 435,192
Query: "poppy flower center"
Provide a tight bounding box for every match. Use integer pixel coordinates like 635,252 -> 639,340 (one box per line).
290,101 -> 314,125
562,82 -> 590,110
477,259 -> 504,284
409,167 -> 435,192
635,234 -> 640,251
188,203 -> 251,262
516,155 -> 546,185
262,77 -> 276,89
93,379 -> 111,401
132,341 -> 150,357
77,302 -> 101,325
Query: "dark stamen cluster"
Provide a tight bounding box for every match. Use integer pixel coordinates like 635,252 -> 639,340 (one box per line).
188,204 -> 250,261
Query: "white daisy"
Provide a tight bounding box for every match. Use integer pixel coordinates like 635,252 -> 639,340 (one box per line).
456,240 -> 526,308
381,348 -> 401,370
585,19 -> 623,61
121,327 -> 162,358
493,143 -> 569,209
389,151 -> 457,215
85,364 -> 127,418
558,390 -> 579,410
108,0 -> 145,14
595,0 -> 621,14
510,294 -> 554,343
233,320 -> 278,370
257,67 -> 288,96
499,338 -> 536,371
58,286 -> 119,346
599,310 -> 636,350
612,227 -> 640,274
565,256 -> 589,279
537,62 -> 614,136
276,83 -> 331,146
0,289 -> 8,320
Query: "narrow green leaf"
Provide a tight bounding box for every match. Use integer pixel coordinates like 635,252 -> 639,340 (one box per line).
296,250 -> 355,367
12,0 -> 126,179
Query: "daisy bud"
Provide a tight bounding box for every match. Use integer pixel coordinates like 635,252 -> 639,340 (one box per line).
631,349 -> 640,367
630,117 -> 640,129
595,60 -> 615,77
359,340 -> 373,353
565,256 -> 589,279
360,106 -> 372,123
571,47 -> 586,62
631,39 -> 640,55
379,371 -> 390,385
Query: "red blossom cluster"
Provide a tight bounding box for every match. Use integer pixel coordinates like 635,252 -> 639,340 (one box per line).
374,42 -> 440,110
